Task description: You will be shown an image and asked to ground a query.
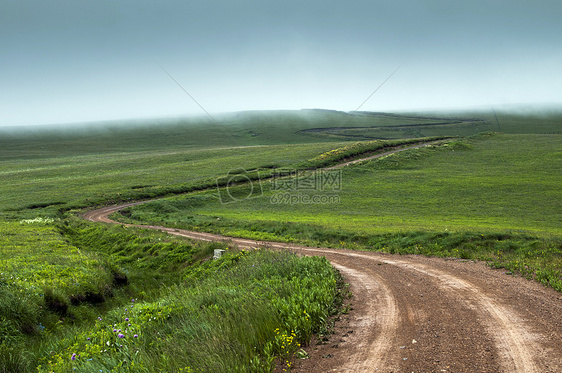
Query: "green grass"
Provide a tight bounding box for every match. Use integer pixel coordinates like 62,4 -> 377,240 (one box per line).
1,109 -> 559,216
0,219 -> 125,371
1,109 -> 559,159
34,250 -> 344,373
0,219 -> 118,326
1,217 -> 344,372
59,216 -> 222,291
2,108 -> 559,218
1,109 -> 561,371
0,142 -> 353,216
305,110 -> 562,139
0,110 -> 453,157
121,133 -> 562,236
116,132 -> 562,292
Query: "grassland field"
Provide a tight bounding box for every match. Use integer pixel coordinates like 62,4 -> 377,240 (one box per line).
0,109 -> 561,371
126,133 -> 560,235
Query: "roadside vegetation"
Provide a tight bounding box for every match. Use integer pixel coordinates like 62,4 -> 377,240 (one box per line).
1,109 -> 560,371
35,249 -> 344,373
114,133 -> 562,292
1,217 -> 345,372
1,219 -> 116,336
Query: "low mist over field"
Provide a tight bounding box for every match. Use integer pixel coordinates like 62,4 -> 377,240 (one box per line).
1,0 -> 561,127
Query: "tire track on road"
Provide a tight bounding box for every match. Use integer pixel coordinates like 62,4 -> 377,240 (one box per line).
328,262 -> 399,372
82,209 -> 562,372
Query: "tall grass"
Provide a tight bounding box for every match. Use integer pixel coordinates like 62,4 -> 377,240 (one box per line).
2,217 -> 345,372
35,250 -> 343,372
0,220 -> 124,372
0,221 -> 118,328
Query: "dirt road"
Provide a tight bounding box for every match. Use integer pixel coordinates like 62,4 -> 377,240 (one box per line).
83,206 -> 562,372
324,140 -> 444,170
82,142 -> 562,372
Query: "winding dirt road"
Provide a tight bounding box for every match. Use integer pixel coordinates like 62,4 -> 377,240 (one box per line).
82,143 -> 562,372
84,206 -> 562,372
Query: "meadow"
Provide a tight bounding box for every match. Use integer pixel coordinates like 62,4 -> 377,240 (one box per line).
1,109 -> 561,371
0,141 -> 350,217
1,215 -> 346,372
132,133 -> 561,235
115,132 -> 562,291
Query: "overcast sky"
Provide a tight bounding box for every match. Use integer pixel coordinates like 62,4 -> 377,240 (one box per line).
2,0 -> 561,126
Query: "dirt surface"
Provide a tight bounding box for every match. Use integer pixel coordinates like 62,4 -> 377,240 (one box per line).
82,142 -> 562,372
325,141 -> 444,170
83,206 -> 562,372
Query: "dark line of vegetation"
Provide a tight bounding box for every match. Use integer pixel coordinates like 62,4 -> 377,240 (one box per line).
17,137 -> 439,215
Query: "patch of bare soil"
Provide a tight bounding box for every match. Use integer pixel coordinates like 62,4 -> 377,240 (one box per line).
324,140 -> 444,170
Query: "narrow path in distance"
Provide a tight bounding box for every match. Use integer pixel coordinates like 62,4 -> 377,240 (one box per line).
324,140 -> 443,170
82,141 -> 562,372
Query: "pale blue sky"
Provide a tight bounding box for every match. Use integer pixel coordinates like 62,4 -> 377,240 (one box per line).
1,0 -> 561,126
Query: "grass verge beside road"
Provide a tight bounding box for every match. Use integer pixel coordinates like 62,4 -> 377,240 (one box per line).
115,133 -> 562,291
